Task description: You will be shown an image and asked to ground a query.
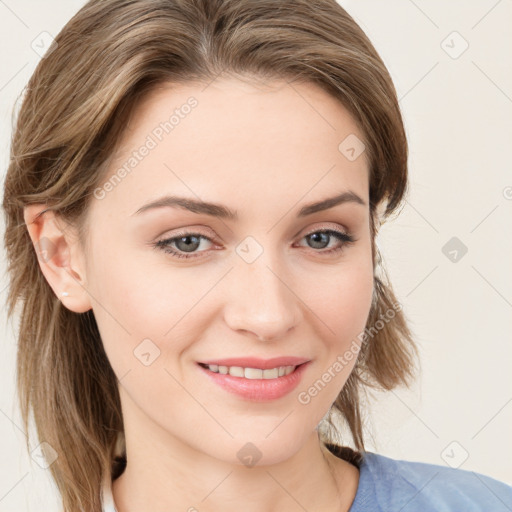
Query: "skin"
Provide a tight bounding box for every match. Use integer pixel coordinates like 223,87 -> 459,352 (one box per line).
24,76 -> 375,512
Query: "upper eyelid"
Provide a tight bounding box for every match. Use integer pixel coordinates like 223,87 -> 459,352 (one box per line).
301,224 -> 348,236
160,222 -> 350,241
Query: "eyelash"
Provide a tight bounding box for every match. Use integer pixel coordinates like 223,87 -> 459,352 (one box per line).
153,228 -> 356,260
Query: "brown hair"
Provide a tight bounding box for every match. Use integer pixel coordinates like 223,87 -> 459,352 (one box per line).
2,0 -> 419,510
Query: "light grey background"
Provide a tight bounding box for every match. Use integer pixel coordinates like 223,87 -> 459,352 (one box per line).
1,0 -> 511,510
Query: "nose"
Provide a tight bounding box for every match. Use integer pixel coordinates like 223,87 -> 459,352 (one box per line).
223,256 -> 302,342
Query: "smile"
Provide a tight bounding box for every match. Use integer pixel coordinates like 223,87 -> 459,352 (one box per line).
198,363 -> 298,379
197,361 -> 310,401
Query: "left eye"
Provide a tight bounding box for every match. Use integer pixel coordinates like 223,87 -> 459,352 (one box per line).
153,228 -> 356,260
154,232 -> 213,259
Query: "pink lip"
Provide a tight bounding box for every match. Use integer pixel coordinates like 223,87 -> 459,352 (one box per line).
197,359 -> 311,402
198,356 -> 310,369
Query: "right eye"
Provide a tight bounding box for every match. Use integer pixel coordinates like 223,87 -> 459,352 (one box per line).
153,231 -> 215,259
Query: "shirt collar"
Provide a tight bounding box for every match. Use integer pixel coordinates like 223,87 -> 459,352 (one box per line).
101,470 -> 118,512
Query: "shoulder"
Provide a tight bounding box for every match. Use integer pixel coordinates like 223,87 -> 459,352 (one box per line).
351,451 -> 512,512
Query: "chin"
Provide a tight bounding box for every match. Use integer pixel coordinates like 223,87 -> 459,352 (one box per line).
219,432 -> 309,468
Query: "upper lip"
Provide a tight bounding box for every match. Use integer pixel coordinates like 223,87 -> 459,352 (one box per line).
198,356 -> 310,369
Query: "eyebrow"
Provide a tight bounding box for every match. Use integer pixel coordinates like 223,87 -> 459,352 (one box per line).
131,190 -> 366,220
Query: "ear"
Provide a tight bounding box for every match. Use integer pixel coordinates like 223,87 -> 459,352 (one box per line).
23,204 -> 92,313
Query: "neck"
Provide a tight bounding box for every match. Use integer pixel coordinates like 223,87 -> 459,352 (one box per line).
112,426 -> 359,512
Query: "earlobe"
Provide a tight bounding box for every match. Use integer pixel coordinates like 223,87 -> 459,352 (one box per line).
23,204 -> 92,313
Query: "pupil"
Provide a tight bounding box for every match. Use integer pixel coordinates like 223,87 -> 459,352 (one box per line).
309,232 -> 328,249
177,235 -> 200,252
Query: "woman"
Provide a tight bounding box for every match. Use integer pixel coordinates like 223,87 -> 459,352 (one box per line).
2,1 -> 511,511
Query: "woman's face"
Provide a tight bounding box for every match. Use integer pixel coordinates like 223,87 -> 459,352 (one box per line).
80,77 -> 374,465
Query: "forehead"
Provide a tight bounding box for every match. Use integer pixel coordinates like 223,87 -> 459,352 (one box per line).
91,77 -> 369,223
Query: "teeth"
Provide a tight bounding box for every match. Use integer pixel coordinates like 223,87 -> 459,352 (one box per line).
229,366 -> 245,378
206,364 -> 297,379
245,367 -> 263,379
262,368 -> 279,379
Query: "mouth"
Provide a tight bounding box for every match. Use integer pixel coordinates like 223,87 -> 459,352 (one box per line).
196,358 -> 311,401
197,362 -> 306,379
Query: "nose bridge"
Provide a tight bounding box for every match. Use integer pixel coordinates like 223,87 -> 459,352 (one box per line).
224,242 -> 301,340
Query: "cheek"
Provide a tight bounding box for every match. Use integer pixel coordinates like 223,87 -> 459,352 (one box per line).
333,267 -> 374,336
304,255 -> 374,341
297,250 -> 374,392
293,264 -> 373,414
86,248 -> 167,371
337,240 -> 375,331
89,247 -> 216,380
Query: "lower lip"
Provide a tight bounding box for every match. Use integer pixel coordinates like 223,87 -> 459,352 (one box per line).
197,362 -> 310,402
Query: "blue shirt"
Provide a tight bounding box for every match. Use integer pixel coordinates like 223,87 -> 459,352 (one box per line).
101,451 -> 512,511
349,451 -> 512,511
